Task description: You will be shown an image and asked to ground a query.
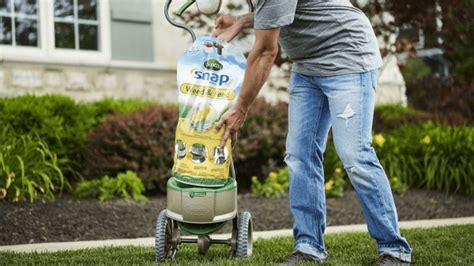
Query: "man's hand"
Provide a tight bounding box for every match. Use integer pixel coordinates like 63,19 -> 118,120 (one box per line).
214,105 -> 248,149
212,15 -> 243,42
212,13 -> 254,42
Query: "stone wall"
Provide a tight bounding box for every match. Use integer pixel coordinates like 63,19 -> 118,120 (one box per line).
0,57 -> 407,106
0,61 -> 178,102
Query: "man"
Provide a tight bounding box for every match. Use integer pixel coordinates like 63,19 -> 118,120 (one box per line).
212,0 -> 412,265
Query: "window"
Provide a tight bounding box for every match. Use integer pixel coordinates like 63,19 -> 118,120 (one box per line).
0,0 -> 39,47
1,0 -> 164,68
54,0 -> 99,50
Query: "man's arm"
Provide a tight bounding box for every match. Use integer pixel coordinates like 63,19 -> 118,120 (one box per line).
212,13 -> 254,42
215,28 -> 280,148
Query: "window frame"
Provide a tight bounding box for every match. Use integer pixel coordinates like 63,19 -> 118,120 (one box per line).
1,0 -> 111,65
0,0 -> 41,47
53,0 -> 101,51
0,0 -> 180,70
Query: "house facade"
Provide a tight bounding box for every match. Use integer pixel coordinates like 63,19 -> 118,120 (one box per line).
1,0 -> 406,105
0,0 -> 193,102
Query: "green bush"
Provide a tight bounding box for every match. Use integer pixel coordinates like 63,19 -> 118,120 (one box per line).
0,95 -> 94,172
323,122 -> 472,196
373,104 -> 435,132
2,95 -> 469,196
89,98 -> 156,118
250,165 -> 347,198
251,167 -> 289,198
324,166 -> 347,197
81,99 -> 472,195
0,127 -> 71,202
75,171 -> 147,202
376,122 -> 474,195
0,95 -> 153,179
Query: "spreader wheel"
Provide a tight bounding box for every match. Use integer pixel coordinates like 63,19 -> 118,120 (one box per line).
236,211 -> 253,257
155,210 -> 173,261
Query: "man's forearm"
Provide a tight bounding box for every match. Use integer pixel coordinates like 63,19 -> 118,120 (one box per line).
214,28 -> 280,147
235,44 -> 278,113
238,13 -> 254,30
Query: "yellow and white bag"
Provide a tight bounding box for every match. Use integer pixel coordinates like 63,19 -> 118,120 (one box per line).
172,36 -> 246,187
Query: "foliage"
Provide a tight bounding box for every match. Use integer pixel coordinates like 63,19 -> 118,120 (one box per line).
251,167 -> 289,198
75,171 -> 147,202
375,122 -> 474,195
82,99 -> 472,196
401,57 -> 432,83
406,76 -> 474,124
324,166 -> 347,198
439,0 -> 474,82
89,98 -> 156,119
0,95 -> 94,175
0,95 -> 152,179
251,163 -> 346,199
234,99 -> 289,189
354,0 -> 474,82
373,104 -> 434,132
82,99 -> 288,193
0,127 -> 71,202
252,120 -> 472,198
2,95 -> 469,196
81,106 -> 178,192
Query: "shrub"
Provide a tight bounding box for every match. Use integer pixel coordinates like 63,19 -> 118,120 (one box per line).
75,171 -> 147,202
238,100 -> 464,190
80,98 -> 472,196
82,106 -> 178,192
406,76 -> 474,124
0,95 -> 154,179
234,99 -> 289,188
81,99 -> 288,192
89,98 -> 156,119
0,127 -> 71,202
251,167 -> 289,198
324,166 -> 346,198
373,104 -> 434,132
376,122 -> 474,195
251,165 -> 346,198
0,95 -> 94,173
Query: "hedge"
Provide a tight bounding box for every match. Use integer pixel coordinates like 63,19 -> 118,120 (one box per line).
0,95 -> 153,179
1,94 -> 472,198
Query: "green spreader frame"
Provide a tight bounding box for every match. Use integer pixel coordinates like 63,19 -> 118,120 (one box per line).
169,173 -> 236,190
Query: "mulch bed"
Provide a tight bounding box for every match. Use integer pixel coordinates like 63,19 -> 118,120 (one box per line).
1,189 -> 473,245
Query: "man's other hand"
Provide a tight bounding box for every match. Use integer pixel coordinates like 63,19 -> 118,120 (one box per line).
214,105 -> 248,149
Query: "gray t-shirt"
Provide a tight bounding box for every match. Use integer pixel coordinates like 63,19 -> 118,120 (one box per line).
254,0 -> 383,76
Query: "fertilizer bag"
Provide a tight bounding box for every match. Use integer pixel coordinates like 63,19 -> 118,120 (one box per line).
172,36 -> 246,187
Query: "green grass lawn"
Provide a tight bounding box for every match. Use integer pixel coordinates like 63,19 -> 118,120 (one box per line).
2,225 -> 473,265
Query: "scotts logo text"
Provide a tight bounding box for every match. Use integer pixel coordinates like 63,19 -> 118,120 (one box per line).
204,59 -> 223,71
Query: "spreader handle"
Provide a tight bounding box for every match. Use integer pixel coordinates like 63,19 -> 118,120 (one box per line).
165,0 -> 255,42
165,0 -> 197,41
176,0 -> 195,17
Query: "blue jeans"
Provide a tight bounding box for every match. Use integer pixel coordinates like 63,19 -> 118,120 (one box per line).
285,70 -> 412,262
